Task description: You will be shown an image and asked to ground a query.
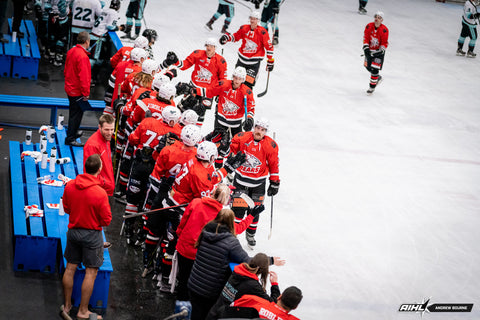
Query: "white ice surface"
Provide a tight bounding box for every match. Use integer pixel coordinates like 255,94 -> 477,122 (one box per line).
123,0 -> 480,318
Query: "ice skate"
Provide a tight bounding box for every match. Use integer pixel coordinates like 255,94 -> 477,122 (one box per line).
358,7 -> 367,15
456,48 -> 466,56
273,36 -> 279,46
467,50 -> 476,58
246,232 -> 256,249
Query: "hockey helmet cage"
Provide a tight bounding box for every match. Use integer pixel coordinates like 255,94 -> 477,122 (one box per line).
255,117 -> 269,130
374,11 -> 384,19
110,0 -> 120,10
157,82 -> 176,100
196,141 -> 218,162
161,106 -> 181,124
180,109 -> 199,126
130,48 -> 147,62
133,36 -> 149,49
142,29 -> 158,43
205,37 -> 217,47
232,66 -> 247,82
249,11 -> 261,20
142,59 -> 158,75
152,74 -> 170,91
181,125 -> 202,147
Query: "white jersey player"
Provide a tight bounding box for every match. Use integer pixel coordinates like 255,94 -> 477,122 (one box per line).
71,0 -> 103,34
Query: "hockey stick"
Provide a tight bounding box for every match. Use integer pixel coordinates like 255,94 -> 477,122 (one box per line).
244,94 -> 248,122
231,0 -> 252,10
122,203 -> 189,219
257,71 -> 270,97
268,132 -> 276,240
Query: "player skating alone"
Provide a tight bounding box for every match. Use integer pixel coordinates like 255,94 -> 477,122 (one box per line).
457,0 -> 480,58
358,0 -> 368,14
205,0 -> 235,34
362,11 -> 389,95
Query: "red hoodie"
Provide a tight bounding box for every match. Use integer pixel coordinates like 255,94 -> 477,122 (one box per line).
63,173 -> 112,230
176,197 -> 254,260
84,129 -> 115,196
64,44 -> 91,97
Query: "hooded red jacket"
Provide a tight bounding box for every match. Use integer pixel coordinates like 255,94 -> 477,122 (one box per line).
63,173 -> 112,230
64,44 -> 91,97
176,197 -> 254,260
84,130 -> 115,195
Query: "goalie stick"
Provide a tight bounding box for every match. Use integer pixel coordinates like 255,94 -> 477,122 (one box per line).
257,71 -> 270,97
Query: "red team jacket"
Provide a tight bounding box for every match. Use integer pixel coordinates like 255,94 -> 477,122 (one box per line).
363,22 -> 389,51
231,24 -> 274,64
110,46 -> 132,69
176,197 -> 253,260
177,49 -> 227,88
83,130 -> 115,196
64,44 -> 91,97
63,173 -> 112,230
230,131 -> 280,187
150,142 -> 197,184
232,295 -> 300,320
197,80 -> 255,128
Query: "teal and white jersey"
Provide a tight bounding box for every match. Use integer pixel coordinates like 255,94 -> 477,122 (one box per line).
463,0 -> 478,26
71,0 -> 103,30
91,7 -> 121,36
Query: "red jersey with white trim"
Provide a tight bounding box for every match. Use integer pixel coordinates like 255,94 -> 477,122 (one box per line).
121,72 -> 152,100
111,60 -> 141,107
363,22 -> 389,51
231,24 -> 274,64
230,131 -> 279,187
177,50 -> 227,88
128,117 -> 181,154
150,142 -> 197,184
127,95 -> 175,131
122,87 -> 157,118
197,80 -> 255,128
171,158 -> 227,205
110,46 -> 132,69
232,295 -> 300,320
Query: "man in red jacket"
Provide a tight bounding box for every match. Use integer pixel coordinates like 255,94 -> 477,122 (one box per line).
84,115 -> 116,196
64,31 -> 92,147
61,154 -> 112,320
231,286 -> 303,320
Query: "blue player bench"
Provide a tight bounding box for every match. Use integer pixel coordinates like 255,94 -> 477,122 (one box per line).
9,127 -> 112,309
0,94 -> 104,127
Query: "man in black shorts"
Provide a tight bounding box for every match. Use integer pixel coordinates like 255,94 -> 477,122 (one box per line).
60,154 -> 112,320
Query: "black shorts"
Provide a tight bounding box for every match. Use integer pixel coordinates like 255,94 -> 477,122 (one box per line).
64,229 -> 104,268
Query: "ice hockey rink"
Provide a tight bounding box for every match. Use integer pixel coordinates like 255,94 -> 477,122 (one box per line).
136,0 -> 480,318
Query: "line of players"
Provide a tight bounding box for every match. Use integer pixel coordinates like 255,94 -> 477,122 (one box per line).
102,9 -> 280,292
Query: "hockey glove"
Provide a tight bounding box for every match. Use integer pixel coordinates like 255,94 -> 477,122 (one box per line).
224,152 -> 246,174
219,34 -> 229,45
266,58 -> 274,72
113,97 -> 127,112
165,68 -> 177,80
176,82 -> 194,96
165,132 -> 180,146
363,44 -> 371,57
372,48 -> 385,58
192,100 -> 206,117
204,127 -> 227,143
137,90 -> 151,101
218,132 -> 231,157
159,176 -> 175,193
243,118 -> 254,131
162,51 -> 178,68
249,204 -> 265,220
267,180 -> 280,196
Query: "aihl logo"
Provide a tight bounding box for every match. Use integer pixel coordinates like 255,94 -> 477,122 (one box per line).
399,299 -> 430,312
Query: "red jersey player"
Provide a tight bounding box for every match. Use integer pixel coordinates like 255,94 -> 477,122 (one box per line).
219,11 -> 274,88
229,118 -> 279,248
362,11 -> 389,95
120,59 -> 157,100
109,35 -> 149,69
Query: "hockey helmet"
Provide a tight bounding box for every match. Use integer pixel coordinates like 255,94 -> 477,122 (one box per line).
196,141 -> 218,162
130,48 -> 147,62
152,74 -> 170,91
161,106 -> 181,124
157,82 -> 176,100
180,109 -> 199,126
249,11 -> 261,20
232,66 -> 246,82
181,125 -> 202,147
374,11 -> 384,19
110,0 -> 120,10
255,117 -> 269,130
205,37 -> 217,47
142,29 -> 158,43
142,59 -> 158,75
133,36 -> 149,49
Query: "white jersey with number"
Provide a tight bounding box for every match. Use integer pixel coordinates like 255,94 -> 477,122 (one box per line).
91,8 -> 121,36
71,0 -> 103,30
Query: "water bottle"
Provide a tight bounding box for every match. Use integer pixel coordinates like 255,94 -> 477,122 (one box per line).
50,146 -> 57,158
49,149 -> 56,172
58,114 -> 64,130
40,135 -> 47,152
58,197 -> 65,216
48,126 -> 55,143
25,129 -> 32,145
41,151 -> 48,169
36,175 -> 52,182
56,157 -> 71,164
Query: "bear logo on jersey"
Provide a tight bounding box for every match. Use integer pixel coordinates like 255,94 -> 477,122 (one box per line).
221,98 -> 240,115
242,152 -> 262,174
195,66 -> 213,83
243,39 -> 258,54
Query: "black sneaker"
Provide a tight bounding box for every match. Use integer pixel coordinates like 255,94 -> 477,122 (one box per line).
65,140 -> 84,147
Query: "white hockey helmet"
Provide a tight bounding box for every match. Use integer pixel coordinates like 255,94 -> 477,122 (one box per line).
181,125 -> 202,147
249,11 -> 261,20
232,66 -> 246,82
196,141 -> 218,162
157,82 -> 176,100
142,59 -> 158,75
374,11 -> 384,19
130,48 -> 147,62
152,74 -> 170,91
205,37 -> 217,47
180,109 -> 199,126
161,106 -> 181,124
133,36 -> 149,49
255,117 -> 269,130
